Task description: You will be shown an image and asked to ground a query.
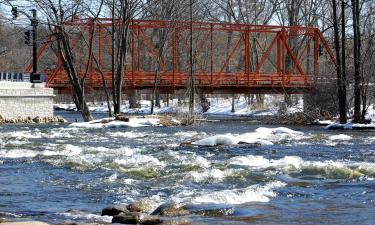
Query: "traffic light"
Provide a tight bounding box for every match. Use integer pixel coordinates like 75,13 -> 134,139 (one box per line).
11,7 -> 18,19
318,44 -> 323,56
24,31 -> 31,45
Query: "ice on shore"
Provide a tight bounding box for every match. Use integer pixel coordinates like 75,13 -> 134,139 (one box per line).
69,117 -> 162,129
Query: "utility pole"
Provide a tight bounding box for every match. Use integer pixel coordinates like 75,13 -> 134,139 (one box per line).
11,7 -> 39,82
31,9 -> 38,76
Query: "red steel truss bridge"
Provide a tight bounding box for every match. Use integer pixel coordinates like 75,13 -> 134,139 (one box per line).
26,18 -> 336,94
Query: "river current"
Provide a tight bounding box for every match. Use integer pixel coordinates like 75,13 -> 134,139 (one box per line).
0,113 -> 374,224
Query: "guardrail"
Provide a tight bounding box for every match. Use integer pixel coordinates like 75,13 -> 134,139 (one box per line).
0,72 -> 30,82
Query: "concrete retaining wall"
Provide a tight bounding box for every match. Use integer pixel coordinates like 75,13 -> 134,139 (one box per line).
0,82 -> 54,119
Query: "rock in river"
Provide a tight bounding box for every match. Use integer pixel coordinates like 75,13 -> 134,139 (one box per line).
151,202 -> 189,217
101,205 -> 129,216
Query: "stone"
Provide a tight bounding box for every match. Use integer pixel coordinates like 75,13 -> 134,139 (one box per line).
101,205 -> 129,216
184,204 -> 235,217
127,198 -> 155,213
111,212 -> 140,224
58,117 -> 68,123
115,115 -> 129,122
32,116 -> 42,123
151,202 -> 189,217
139,215 -> 163,225
56,222 -> 79,225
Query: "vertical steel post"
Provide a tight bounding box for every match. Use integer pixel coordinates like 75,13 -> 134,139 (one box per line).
172,29 -> 177,87
210,23 -> 214,85
245,30 -> 250,85
131,23 -> 135,86
137,27 -> 141,72
31,9 -> 38,76
314,29 -> 319,79
281,29 -> 286,85
98,25 -> 103,68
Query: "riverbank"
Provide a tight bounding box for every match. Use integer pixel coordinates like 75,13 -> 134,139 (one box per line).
0,114 -> 67,124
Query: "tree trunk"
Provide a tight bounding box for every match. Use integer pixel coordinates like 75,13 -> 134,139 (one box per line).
351,0 -> 361,123
332,0 -> 346,124
58,33 -> 93,122
339,0 -> 348,123
129,89 -> 140,109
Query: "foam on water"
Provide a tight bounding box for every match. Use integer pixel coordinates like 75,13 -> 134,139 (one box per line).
329,134 -> 352,141
58,211 -> 112,223
188,181 -> 286,204
165,150 -> 211,168
185,168 -> 233,182
229,155 -> 375,179
7,130 -> 42,139
110,131 -> 146,138
114,153 -> 165,168
0,149 -> 38,158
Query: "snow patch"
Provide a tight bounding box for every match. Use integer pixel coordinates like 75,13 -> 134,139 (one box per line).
192,134 -> 238,146
69,117 -> 162,129
191,127 -> 303,146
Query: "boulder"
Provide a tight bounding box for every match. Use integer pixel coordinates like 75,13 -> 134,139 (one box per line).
139,215 -> 163,225
112,212 -> 141,224
101,205 -> 129,216
127,198 -> 155,213
115,115 -> 130,122
151,202 -> 189,217
184,204 -> 235,217
32,116 -> 42,123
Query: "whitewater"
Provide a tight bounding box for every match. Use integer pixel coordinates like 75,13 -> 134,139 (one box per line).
0,121 -> 374,224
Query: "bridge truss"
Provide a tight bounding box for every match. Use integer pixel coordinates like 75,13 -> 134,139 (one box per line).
27,18 -> 336,94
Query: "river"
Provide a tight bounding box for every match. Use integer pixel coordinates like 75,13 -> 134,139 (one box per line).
0,112 -> 374,224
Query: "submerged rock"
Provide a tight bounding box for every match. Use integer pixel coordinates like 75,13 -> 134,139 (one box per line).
127,198 -> 155,213
101,205 -> 129,216
151,202 -> 189,217
112,212 -> 139,224
112,212 -> 162,224
185,204 -> 235,217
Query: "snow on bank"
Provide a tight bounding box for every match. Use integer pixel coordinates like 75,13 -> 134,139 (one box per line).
69,117 -> 162,129
326,122 -> 375,130
191,127 -> 304,146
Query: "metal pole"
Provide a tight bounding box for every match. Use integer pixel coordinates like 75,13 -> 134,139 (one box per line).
31,9 -> 38,75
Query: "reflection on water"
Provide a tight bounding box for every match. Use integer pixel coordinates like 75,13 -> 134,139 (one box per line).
0,117 -> 374,224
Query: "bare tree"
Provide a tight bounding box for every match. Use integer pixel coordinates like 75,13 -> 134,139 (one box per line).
110,0 -> 144,115
32,0 -> 105,121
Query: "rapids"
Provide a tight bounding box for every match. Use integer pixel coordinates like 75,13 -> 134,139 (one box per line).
0,120 -> 374,224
